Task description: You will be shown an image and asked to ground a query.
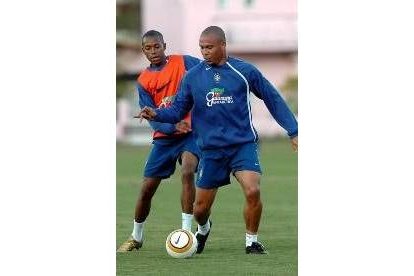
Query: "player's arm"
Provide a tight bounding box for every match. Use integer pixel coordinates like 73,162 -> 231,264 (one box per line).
137,85 -> 176,134
248,66 -> 298,144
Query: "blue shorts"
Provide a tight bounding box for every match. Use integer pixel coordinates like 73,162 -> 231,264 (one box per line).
143,133 -> 200,179
196,142 -> 262,189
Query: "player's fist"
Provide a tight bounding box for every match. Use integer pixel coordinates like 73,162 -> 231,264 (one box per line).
134,106 -> 157,120
175,120 -> 192,133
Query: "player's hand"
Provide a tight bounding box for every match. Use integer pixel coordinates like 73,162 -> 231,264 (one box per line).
134,106 -> 157,121
290,136 -> 298,153
175,120 -> 192,133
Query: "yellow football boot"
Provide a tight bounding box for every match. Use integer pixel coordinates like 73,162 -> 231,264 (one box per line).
117,238 -> 143,252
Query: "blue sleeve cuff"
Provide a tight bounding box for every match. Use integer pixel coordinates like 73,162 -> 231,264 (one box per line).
161,124 -> 176,135
288,130 -> 298,138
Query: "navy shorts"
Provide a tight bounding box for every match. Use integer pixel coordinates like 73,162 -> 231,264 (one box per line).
196,142 -> 262,189
143,134 -> 200,179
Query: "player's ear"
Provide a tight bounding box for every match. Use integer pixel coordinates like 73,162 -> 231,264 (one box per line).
221,41 -> 226,52
163,43 -> 167,50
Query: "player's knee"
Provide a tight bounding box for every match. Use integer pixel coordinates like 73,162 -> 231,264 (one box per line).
139,188 -> 153,202
139,180 -> 157,201
193,201 -> 208,220
245,185 -> 261,203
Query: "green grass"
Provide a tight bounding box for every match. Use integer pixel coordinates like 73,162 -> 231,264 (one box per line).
117,139 -> 297,275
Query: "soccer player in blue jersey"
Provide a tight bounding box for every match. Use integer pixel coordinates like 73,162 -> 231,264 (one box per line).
137,26 -> 298,254
117,30 -> 201,252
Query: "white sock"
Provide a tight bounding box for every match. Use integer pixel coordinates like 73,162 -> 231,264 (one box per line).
197,219 -> 210,235
131,220 -> 144,242
182,213 -> 193,231
246,233 -> 258,247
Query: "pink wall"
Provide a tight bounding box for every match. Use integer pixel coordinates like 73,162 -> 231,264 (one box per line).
142,0 -> 297,84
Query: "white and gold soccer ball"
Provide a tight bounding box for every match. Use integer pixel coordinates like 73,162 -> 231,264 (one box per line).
165,229 -> 198,258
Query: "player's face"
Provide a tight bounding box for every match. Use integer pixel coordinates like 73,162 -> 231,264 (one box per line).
199,34 -> 226,66
142,36 -> 166,65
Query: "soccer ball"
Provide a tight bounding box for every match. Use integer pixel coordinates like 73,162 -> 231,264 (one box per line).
165,229 -> 198,258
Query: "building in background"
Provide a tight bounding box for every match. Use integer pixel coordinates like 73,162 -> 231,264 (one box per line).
117,0 -> 154,144
143,0 -> 297,84
117,0 -> 298,144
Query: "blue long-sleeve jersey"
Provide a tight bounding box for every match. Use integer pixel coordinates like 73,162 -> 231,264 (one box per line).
154,57 -> 298,150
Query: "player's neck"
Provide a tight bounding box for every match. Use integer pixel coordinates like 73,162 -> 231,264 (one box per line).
214,56 -> 228,66
150,55 -> 167,68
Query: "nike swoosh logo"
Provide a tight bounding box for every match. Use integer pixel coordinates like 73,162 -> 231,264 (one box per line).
175,233 -> 182,244
205,67 -> 211,70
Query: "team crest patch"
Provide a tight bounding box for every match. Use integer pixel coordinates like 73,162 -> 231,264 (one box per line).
213,73 -> 221,83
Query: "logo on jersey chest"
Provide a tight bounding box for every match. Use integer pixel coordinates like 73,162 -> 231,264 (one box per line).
205,87 -> 233,107
158,95 -> 175,108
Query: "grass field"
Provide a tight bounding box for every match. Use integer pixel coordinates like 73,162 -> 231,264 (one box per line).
116,139 -> 297,275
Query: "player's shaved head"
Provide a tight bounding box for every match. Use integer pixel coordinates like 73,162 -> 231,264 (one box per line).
142,30 -> 164,44
201,26 -> 226,42
199,26 -> 227,66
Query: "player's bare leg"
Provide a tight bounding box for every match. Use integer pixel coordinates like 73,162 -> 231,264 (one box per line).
180,151 -> 198,231
134,177 -> 162,222
234,170 -> 267,254
193,187 -> 217,253
117,177 -> 161,252
235,171 -> 262,233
